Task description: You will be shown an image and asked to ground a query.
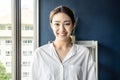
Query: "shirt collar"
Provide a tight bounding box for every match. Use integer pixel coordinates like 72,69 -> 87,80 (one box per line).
63,43 -> 77,63
49,43 -> 77,64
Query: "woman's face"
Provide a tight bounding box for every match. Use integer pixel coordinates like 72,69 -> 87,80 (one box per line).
50,12 -> 74,41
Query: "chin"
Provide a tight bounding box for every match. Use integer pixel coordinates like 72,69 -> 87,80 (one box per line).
58,37 -> 70,41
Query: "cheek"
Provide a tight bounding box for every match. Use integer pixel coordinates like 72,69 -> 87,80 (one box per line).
52,27 -> 57,31
68,28 -> 73,33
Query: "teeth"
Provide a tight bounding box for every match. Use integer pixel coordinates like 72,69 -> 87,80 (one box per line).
60,33 -> 66,36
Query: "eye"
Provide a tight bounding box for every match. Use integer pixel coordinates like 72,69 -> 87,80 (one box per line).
54,23 -> 60,26
64,23 -> 71,26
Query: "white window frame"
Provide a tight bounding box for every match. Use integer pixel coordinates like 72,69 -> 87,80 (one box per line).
11,0 -> 39,80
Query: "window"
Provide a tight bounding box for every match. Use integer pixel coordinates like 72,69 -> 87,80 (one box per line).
7,24 -> 12,30
22,40 -> 33,45
5,40 -> 12,45
6,51 -> 11,56
0,0 -> 38,80
22,24 -> 33,30
23,51 -> 32,56
23,72 -> 29,77
6,62 -> 11,67
22,61 -> 30,66
0,25 -> 5,30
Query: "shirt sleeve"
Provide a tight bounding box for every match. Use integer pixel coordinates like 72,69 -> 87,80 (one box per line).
86,52 -> 96,80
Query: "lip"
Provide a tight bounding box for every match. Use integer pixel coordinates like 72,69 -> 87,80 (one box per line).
58,32 -> 67,36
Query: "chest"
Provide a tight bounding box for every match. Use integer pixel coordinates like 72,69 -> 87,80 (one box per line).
39,62 -> 84,80
55,47 -> 71,62
37,51 -> 87,80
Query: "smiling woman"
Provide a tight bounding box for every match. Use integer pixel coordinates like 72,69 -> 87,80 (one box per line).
31,5 -> 96,80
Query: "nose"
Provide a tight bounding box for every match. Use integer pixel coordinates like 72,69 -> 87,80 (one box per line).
59,24 -> 65,32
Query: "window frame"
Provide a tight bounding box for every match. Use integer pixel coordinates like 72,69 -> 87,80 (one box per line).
12,0 -> 39,80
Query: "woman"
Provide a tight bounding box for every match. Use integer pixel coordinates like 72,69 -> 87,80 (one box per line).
31,5 -> 96,80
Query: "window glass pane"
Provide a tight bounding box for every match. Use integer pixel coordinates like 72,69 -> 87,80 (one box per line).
0,0 -> 12,80
21,0 -> 34,80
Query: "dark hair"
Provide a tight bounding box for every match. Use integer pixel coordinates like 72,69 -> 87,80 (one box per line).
50,5 -> 75,25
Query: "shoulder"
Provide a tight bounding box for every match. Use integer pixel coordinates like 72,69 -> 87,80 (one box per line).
34,43 -> 51,53
74,43 -> 90,56
74,43 -> 89,52
32,43 -> 52,61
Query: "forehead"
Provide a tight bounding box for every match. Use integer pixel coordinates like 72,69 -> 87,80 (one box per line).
52,12 -> 71,22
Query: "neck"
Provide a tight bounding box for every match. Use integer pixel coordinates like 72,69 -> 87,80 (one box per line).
53,38 -> 72,49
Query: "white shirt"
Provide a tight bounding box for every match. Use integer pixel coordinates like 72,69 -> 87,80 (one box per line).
30,43 -> 96,80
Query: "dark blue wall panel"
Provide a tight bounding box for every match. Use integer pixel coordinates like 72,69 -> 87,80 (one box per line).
39,0 -> 120,80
